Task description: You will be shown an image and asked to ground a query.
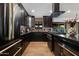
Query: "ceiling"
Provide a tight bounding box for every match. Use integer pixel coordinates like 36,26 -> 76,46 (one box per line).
22,3 -> 52,18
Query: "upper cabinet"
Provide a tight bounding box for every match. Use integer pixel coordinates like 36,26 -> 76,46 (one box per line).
26,16 -> 35,28
35,18 -> 43,29
43,16 -> 52,27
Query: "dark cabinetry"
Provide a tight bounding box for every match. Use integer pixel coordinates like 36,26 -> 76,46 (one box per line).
53,41 -> 77,56
26,16 -> 35,28
0,40 -> 22,56
48,33 -> 79,56
43,16 -> 52,27
31,32 -> 47,41
53,38 -> 78,56
59,44 -> 77,56
53,41 -> 62,56
21,40 -> 29,54
0,32 -> 32,56
61,47 -> 75,56
47,33 -> 53,51
20,33 -> 32,54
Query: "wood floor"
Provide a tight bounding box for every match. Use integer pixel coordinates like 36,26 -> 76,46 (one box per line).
22,42 -> 54,56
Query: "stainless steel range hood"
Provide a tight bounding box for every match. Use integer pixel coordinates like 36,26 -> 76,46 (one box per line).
51,11 -> 65,17
51,3 -> 65,17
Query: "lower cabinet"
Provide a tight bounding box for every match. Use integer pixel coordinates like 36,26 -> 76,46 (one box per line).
0,40 -> 22,56
21,40 -> 29,54
53,41 -> 77,56
0,33 -> 31,56
21,33 -> 31,54
61,48 -> 75,56
60,45 -> 77,56
53,41 -> 61,56
48,40 -> 52,51
47,33 -> 53,51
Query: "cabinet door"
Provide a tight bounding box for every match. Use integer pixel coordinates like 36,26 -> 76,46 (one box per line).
54,41 -> 61,56
43,16 -> 52,27
62,48 -> 74,56
0,40 -> 22,56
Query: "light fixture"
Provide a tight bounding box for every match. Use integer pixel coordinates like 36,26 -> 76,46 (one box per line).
49,10 -> 52,13
31,10 -> 35,13
39,25 -> 43,27
35,25 -> 38,27
66,10 -> 70,13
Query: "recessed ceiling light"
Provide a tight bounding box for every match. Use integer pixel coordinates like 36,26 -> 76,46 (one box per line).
66,10 -> 70,13
31,10 -> 35,13
49,10 -> 52,13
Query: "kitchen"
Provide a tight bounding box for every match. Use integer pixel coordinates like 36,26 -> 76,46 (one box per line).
0,3 -> 79,56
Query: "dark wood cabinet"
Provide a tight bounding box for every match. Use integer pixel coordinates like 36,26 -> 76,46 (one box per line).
21,40 -> 29,54
43,16 -> 52,27
0,40 -> 22,56
30,32 -> 47,41
53,41 -> 78,56
20,33 -> 32,54
47,33 -> 53,51
54,41 -> 61,56
59,44 -> 77,56
61,48 -> 75,56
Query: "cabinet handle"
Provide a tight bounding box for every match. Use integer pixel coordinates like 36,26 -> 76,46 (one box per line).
13,47 -> 22,56
0,40 -> 22,54
58,44 -> 77,56
0,52 -> 9,55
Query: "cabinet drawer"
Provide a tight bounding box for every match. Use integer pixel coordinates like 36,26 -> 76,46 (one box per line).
0,40 -> 22,56
13,47 -> 22,56
58,44 -> 77,56
62,49 -> 74,56
61,47 -> 77,56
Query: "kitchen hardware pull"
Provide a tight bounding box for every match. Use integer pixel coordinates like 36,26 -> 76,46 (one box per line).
0,40 -> 22,53
0,52 -> 9,55
58,43 -> 77,56
13,47 -> 22,56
